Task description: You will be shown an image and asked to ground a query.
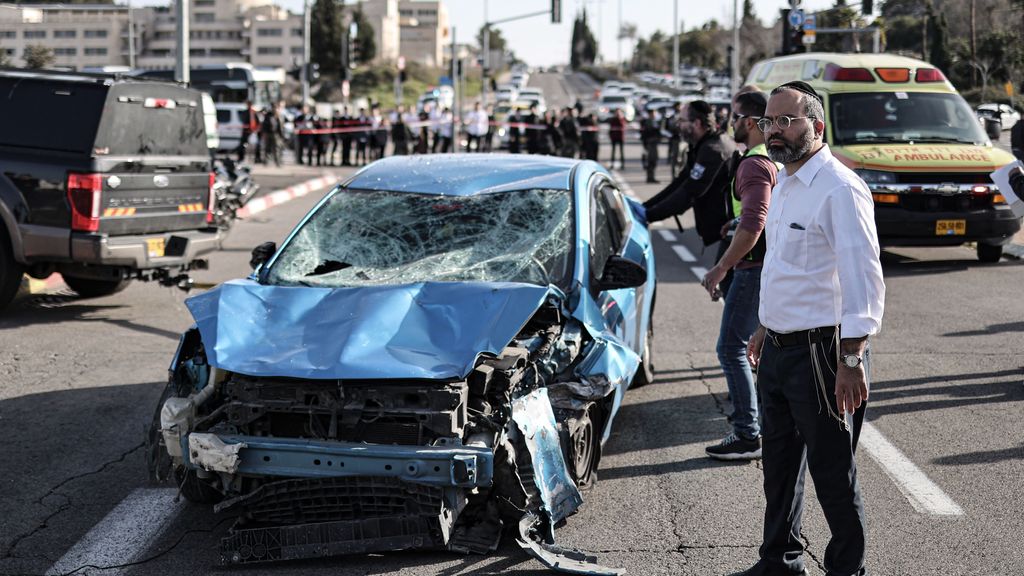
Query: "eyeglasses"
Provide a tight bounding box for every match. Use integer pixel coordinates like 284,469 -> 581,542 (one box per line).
732,113 -> 757,124
756,115 -> 814,132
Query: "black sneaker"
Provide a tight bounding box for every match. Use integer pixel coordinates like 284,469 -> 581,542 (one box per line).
705,432 -> 762,461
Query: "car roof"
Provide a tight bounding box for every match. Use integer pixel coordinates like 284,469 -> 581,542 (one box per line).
345,154 -> 581,196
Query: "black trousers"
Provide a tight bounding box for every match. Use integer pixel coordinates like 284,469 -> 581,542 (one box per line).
757,334 -> 868,576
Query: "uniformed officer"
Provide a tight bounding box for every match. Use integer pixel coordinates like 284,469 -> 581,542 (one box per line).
640,107 -> 662,183
643,100 -> 736,247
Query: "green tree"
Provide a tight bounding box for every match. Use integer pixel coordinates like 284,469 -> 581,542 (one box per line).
742,0 -> 758,24
351,6 -> 376,64
570,10 -> 598,70
927,10 -> 952,77
23,45 -> 55,69
476,25 -> 507,54
310,0 -> 343,75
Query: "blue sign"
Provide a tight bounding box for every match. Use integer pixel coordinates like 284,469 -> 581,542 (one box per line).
788,9 -> 804,28
439,75 -> 453,86
804,14 -> 817,31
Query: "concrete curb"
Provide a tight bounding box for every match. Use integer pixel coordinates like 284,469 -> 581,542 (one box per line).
16,173 -> 341,298
1004,243 -> 1024,260
236,173 -> 340,219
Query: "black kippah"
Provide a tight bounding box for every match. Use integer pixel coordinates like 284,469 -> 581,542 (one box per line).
776,80 -> 822,104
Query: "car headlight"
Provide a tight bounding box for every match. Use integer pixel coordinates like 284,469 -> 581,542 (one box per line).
854,169 -> 897,184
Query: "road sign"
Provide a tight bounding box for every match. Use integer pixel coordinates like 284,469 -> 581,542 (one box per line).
802,31 -> 816,45
804,14 -> 817,31
789,9 -> 804,28
789,0 -> 801,7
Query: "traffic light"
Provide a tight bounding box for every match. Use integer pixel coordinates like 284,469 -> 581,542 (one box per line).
350,37 -> 361,68
862,0 -> 873,15
791,25 -> 805,54
551,0 -> 561,23
287,66 -> 302,81
307,62 -> 320,82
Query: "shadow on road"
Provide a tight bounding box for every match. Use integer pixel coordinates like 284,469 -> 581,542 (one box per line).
932,442 -> 1024,466
866,367 -> 1024,419
879,249 -> 1024,277
942,320 -> 1024,337
0,293 -> 183,341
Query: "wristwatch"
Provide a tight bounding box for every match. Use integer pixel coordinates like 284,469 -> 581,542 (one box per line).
840,353 -> 863,369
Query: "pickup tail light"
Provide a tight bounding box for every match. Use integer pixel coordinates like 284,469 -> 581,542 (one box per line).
993,193 -> 1007,204
207,172 -> 216,224
67,172 -> 103,232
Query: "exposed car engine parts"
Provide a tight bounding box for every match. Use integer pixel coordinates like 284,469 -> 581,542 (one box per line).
149,300 -> 629,575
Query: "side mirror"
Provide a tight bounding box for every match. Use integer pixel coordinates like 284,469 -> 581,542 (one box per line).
597,255 -> 647,291
249,241 -> 277,270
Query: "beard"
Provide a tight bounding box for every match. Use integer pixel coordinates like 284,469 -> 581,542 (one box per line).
767,125 -> 815,164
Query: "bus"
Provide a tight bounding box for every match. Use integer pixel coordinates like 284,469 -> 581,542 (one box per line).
134,63 -> 284,109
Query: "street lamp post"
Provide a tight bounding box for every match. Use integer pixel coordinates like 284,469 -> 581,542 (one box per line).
301,0 -> 311,106
128,0 -> 136,69
672,0 -> 678,87
175,0 -> 189,83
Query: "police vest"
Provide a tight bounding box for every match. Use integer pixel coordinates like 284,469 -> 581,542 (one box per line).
727,143 -> 778,263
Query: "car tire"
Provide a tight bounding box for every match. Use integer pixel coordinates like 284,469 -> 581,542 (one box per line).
631,323 -> 655,388
0,227 -> 25,311
977,242 -> 1003,263
63,274 -> 132,298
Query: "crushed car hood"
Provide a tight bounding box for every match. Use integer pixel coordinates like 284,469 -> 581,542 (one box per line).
186,279 -> 555,380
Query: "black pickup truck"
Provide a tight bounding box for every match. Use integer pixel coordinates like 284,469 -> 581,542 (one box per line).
0,69 -> 222,309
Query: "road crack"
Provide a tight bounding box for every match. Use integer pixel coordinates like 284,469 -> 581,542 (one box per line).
1,442 -> 145,560
799,530 -> 825,573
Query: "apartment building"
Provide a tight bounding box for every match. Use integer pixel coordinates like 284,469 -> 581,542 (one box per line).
0,4 -> 147,70
397,0 -> 448,68
0,0 -> 450,71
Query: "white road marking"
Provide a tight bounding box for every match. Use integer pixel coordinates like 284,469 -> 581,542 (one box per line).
46,488 -> 184,575
672,244 -> 697,263
657,229 -> 677,243
690,266 -> 708,280
859,423 -> 965,516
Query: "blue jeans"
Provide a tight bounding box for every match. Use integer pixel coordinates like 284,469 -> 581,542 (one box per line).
716,266 -> 762,439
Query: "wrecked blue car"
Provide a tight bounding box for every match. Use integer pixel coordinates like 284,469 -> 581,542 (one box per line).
148,154 -> 656,574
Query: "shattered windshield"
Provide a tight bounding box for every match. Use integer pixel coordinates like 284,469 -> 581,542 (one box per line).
265,188 -> 574,289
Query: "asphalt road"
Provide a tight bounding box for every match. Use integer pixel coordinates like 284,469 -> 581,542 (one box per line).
1,73 -> 1022,576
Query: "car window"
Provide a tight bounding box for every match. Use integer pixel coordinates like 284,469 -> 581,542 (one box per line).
266,188 -> 574,289
590,183 -> 625,280
831,92 -> 987,145
0,77 -> 107,153
216,109 -> 232,123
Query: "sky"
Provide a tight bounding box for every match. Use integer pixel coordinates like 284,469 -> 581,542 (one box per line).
133,0 -> 839,66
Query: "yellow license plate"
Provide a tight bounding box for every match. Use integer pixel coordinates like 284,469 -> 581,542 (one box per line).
146,237 -> 166,258
935,219 -> 966,236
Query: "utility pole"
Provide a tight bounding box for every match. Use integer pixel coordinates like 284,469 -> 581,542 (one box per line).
617,0 -> 622,76
672,0 -> 678,87
731,0 -> 740,94
174,0 -> 189,83
970,0 -> 978,88
482,0 -> 489,106
301,0 -> 311,105
451,26 -> 459,147
127,0 -> 136,69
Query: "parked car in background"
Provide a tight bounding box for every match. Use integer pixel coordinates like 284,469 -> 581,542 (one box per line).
495,84 -> 518,102
597,94 -> 635,122
215,103 -> 247,154
149,154 -> 655,574
976,103 -> 1020,131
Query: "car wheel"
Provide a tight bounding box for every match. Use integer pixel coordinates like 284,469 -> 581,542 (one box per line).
631,323 -> 655,388
63,274 -> 133,298
977,242 -> 1003,263
0,227 -> 25,311
566,403 -> 600,491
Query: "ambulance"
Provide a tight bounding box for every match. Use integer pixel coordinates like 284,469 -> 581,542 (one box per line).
746,52 -> 1021,262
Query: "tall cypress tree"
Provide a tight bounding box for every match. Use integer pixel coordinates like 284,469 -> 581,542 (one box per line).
310,0 -> 343,75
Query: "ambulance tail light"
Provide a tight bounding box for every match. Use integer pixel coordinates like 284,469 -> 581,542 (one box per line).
824,65 -> 874,82
206,172 -> 216,224
915,68 -> 946,83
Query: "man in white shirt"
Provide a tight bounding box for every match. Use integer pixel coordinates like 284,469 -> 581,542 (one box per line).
465,102 -> 489,152
740,81 -> 885,576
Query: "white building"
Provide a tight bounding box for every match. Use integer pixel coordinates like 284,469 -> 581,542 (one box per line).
397,0 -> 448,68
0,0 -> 449,71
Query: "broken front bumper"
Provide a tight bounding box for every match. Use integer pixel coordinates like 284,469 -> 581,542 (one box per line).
182,433 -> 494,488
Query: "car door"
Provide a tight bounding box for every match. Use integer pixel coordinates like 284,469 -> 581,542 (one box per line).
590,178 -> 642,351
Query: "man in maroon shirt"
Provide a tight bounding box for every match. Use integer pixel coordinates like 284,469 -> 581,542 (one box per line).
608,108 -> 626,169
700,90 -> 778,460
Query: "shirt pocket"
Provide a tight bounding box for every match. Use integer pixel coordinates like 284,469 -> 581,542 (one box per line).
778,227 -> 808,269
